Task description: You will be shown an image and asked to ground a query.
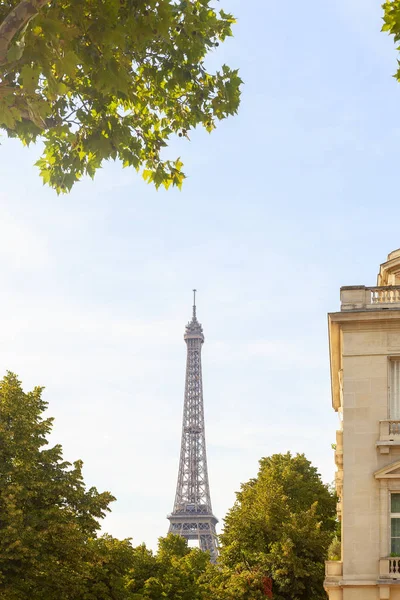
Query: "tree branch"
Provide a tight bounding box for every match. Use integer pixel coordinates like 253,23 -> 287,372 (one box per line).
0,0 -> 50,65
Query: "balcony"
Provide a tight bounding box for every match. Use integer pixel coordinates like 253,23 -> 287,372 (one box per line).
325,560 -> 343,581
380,558 -> 400,580
341,286 -> 400,311
377,421 -> 400,453
335,470 -> 343,497
334,430 -> 343,467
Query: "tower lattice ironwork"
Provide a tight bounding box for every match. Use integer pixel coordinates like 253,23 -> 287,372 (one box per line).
167,291 -> 218,562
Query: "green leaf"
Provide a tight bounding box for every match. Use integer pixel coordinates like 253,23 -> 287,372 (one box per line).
62,50 -> 80,77
6,39 -> 25,63
20,64 -> 41,93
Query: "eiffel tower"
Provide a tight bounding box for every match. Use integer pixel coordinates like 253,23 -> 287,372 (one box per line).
167,291 -> 218,562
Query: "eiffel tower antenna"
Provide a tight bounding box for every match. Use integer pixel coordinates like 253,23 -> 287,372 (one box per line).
167,292 -> 218,562
193,289 -> 197,318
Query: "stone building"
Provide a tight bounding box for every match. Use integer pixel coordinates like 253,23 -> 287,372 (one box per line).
325,250 -> 400,600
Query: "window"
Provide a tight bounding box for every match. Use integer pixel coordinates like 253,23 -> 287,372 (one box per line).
391,494 -> 400,554
390,360 -> 400,419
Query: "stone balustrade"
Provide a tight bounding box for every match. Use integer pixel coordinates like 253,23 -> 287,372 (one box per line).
341,286 -> 400,311
380,557 -> 400,579
380,420 -> 400,438
390,421 -> 400,435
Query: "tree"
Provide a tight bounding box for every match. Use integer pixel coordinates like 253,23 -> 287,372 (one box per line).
0,371 -> 260,599
82,536 -> 141,600
127,534 -> 211,600
125,534 -> 269,600
219,453 -> 337,600
0,0 -> 242,193
0,371 -> 131,599
200,564 -> 270,600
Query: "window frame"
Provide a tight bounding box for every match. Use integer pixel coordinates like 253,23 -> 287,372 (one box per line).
391,492 -> 400,555
388,357 -> 400,419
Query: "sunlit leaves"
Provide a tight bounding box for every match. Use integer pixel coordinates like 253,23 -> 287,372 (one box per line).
383,0 -> 400,40
0,0 -> 242,193
0,372 -> 116,599
219,453 -> 337,600
382,1 -> 400,85
127,535 -> 214,600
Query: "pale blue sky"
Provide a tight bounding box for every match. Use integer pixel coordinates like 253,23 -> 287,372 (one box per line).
1,0 -> 399,548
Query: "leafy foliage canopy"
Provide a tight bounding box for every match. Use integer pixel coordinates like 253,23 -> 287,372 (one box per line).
0,372 -> 117,598
0,374 -> 335,600
219,453 -> 337,600
0,0 -> 241,192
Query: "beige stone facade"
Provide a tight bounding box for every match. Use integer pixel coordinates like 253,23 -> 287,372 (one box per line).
325,250 -> 400,600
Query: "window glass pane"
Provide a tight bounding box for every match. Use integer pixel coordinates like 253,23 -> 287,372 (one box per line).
392,494 -> 400,513
392,536 -> 400,555
392,518 -> 400,538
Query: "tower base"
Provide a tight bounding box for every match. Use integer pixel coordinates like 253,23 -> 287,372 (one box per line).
167,511 -> 219,563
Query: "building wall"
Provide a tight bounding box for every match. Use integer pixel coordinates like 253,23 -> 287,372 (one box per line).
326,318 -> 400,599
324,251 -> 400,599
343,590 -> 378,600
342,324 -> 400,581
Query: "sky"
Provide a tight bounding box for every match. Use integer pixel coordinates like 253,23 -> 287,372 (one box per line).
1,0 -> 400,550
